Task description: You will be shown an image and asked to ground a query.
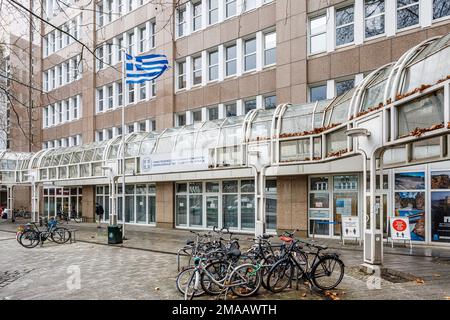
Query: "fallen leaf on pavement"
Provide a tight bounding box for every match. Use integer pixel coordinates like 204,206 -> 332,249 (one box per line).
415,279 -> 425,284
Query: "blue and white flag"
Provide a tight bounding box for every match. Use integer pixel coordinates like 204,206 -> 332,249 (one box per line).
125,53 -> 169,83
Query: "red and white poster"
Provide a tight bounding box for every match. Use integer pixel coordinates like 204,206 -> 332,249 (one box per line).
390,217 -> 411,241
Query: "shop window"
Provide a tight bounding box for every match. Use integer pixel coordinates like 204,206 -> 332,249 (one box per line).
265,180 -> 277,230
397,90 -> 444,138
394,172 -> 426,241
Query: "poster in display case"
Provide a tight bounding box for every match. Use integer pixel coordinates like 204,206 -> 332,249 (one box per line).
394,192 -> 425,241
431,192 -> 450,243
394,172 -> 425,190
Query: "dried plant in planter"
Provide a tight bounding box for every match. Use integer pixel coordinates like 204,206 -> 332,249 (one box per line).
409,123 -> 444,137
395,84 -> 432,101
437,75 -> 450,84
327,148 -> 350,158
350,102 -> 384,120
278,123 -> 341,139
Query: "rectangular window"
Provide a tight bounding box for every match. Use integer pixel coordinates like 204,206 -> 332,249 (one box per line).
336,79 -> 355,96
192,1 -> 202,31
226,0 -> 236,18
107,85 -> 113,109
433,0 -> 450,20
151,80 -> 156,97
149,22 -> 156,48
177,113 -> 186,126
106,43 -> 113,65
336,5 -> 354,46
226,44 -> 237,76
310,84 -> 327,102
309,15 -> 327,54
128,32 -> 135,54
107,0 -> 113,22
177,61 -> 186,89
139,122 -> 146,131
139,26 -> 146,53
226,102 -> 237,117
97,88 -> 104,112
264,95 -> 277,109
177,6 -> 187,37
244,38 -> 257,71
128,124 -> 135,133
245,0 -> 256,11
397,0 -> 419,29
193,109 -> 202,123
128,83 -> 135,103
97,4 -> 104,27
57,65 -> 63,86
192,56 -> 202,85
117,82 -> 123,106
118,38 -> 124,62
208,106 -> 219,120
139,82 -> 146,100
208,50 -> 219,81
65,100 -> 70,121
264,32 -> 276,66
365,0 -> 385,38
244,99 -> 256,114
96,46 -> 104,70
208,0 -> 218,25
65,62 -> 70,83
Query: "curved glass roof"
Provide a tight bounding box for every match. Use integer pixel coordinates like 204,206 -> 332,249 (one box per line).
1,33 -> 450,183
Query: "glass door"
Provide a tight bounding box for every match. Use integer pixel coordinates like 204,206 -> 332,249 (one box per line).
206,196 -> 219,228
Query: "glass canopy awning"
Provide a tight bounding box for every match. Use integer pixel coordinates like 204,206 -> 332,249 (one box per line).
1,33 -> 450,184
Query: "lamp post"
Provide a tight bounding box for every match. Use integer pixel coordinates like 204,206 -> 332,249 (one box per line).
346,128 -> 383,266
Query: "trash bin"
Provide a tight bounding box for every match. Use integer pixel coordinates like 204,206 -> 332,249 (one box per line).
108,225 -> 123,244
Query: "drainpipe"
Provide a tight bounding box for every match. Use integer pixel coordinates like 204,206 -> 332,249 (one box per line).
249,162 -> 271,237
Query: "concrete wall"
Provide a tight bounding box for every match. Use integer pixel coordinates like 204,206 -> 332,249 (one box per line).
276,175 -> 308,236
155,181 -> 174,229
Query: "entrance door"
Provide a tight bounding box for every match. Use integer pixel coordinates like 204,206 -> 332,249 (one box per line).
206,196 -> 219,228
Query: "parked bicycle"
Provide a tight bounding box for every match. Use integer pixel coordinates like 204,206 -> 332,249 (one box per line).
17,220 -> 71,248
175,227 -> 345,300
266,230 -> 345,292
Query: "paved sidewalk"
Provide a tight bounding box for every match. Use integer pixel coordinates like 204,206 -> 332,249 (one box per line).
1,218 -> 450,300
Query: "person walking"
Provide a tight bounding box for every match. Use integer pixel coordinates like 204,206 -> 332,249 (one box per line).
95,203 -> 104,229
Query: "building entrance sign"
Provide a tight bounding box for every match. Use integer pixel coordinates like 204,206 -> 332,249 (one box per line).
342,216 -> 361,245
140,151 -> 209,174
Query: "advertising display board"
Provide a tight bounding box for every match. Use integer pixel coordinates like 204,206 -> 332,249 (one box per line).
341,216 -> 360,245
390,217 -> 411,240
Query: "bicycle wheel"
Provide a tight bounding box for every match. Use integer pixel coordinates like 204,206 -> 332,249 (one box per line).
311,255 -> 345,290
51,228 -> 71,244
184,269 -> 203,300
266,259 -> 294,293
175,267 -> 205,297
261,254 -> 278,290
19,230 -> 40,248
230,263 -> 262,297
201,260 -> 229,295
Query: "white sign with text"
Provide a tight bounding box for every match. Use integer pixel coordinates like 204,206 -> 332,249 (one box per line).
342,216 -> 360,239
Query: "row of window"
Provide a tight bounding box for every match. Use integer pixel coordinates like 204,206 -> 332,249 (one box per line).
96,79 -> 156,113
43,134 -> 82,149
176,0 -> 274,38
43,15 -> 82,57
96,0 -> 147,28
309,76 -> 360,102
43,55 -> 82,92
43,95 -> 82,129
96,20 -> 156,71
95,119 -> 156,142
175,94 -> 276,127
43,0 -> 79,20
176,30 -> 276,90
309,0 -> 450,55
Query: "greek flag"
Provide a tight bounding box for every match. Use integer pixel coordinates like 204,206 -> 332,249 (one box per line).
125,53 -> 169,84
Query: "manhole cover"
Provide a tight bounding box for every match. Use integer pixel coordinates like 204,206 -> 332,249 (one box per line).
380,271 -> 411,283
0,269 -> 33,288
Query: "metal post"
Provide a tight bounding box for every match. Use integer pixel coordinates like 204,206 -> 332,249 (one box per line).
121,49 -> 127,239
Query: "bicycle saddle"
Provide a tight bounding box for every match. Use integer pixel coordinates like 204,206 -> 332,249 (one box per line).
226,248 -> 241,259
186,240 -> 194,246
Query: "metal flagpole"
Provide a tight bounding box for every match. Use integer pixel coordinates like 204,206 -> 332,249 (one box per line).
121,49 -> 127,240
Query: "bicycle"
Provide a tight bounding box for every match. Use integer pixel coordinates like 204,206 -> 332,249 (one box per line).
18,221 -> 71,248
266,230 -> 344,292
178,248 -> 262,300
